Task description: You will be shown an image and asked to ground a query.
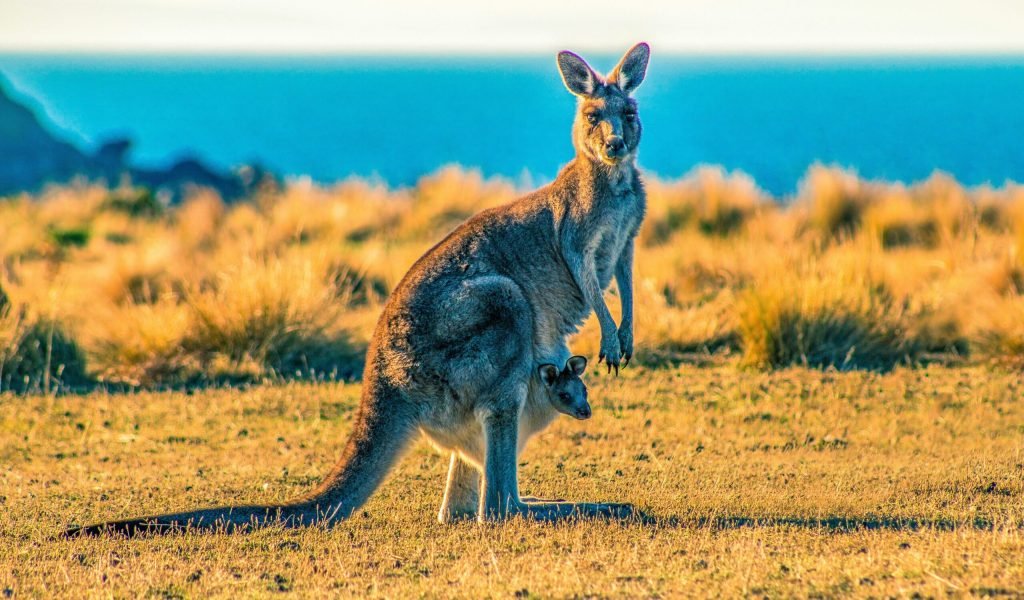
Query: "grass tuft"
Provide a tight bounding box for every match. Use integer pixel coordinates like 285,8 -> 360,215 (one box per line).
737,270 -> 918,371
182,256 -> 360,382
796,164 -> 873,241
971,296 -> 1024,371
0,302 -> 88,393
641,166 -> 767,245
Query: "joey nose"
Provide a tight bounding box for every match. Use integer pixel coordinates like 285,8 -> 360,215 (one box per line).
605,137 -> 625,156
577,405 -> 592,420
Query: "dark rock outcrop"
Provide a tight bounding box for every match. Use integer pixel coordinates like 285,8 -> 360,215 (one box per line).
0,83 -> 94,191
0,77 -> 276,201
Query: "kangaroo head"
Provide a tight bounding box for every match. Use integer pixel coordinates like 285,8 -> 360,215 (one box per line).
557,42 -> 650,168
538,355 -> 591,420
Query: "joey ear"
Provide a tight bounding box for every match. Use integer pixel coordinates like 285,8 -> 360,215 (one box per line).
566,355 -> 587,377
538,364 -> 559,386
608,42 -> 650,95
557,51 -> 602,97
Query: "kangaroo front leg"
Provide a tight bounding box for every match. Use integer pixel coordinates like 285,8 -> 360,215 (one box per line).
614,237 -> 636,366
438,453 -> 480,523
565,239 -> 621,372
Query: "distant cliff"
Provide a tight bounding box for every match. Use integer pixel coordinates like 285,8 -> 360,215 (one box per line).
0,77 -> 275,200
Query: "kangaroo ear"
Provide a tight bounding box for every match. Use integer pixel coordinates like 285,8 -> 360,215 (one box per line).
608,42 -> 650,95
566,355 -> 587,377
538,364 -> 559,386
557,51 -> 602,97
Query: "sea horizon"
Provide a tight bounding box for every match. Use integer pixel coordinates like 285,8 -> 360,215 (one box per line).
3,52 -> 1023,196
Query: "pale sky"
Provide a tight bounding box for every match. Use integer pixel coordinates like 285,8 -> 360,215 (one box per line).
1,0 -> 1022,54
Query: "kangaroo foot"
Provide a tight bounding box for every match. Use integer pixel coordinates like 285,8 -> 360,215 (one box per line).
524,501 -> 637,521
480,500 -> 639,522
519,495 -> 567,503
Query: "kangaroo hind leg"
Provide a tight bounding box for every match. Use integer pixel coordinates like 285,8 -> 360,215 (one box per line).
478,380 -> 530,521
437,453 -> 480,523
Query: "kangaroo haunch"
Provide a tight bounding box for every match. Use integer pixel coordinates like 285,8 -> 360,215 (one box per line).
66,42 -> 651,536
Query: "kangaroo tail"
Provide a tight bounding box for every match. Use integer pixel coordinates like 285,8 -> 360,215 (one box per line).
64,378 -> 417,537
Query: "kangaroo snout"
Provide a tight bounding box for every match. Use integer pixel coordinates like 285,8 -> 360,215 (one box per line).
575,403 -> 592,420
604,137 -> 626,158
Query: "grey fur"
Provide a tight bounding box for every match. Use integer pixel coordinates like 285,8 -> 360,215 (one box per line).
65,43 -> 650,536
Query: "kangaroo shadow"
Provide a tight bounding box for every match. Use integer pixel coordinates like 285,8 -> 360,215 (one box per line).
633,513 -> 1012,532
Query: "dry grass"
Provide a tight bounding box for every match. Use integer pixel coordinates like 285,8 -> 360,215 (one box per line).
971,295 -> 1024,371
0,284 -> 88,393
737,267 -> 918,370
2,367 -> 1022,597
1,164 -> 1024,390
641,166 -> 768,244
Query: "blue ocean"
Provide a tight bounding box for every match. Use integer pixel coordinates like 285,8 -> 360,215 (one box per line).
1,54 -> 1022,196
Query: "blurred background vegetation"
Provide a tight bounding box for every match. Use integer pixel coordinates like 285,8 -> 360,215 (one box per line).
2,164 -> 1023,393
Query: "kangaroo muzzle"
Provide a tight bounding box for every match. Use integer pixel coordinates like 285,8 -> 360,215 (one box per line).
604,136 -> 626,160
573,402 -> 592,420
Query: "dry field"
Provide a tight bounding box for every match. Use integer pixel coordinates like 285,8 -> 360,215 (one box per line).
2,366 -> 1023,597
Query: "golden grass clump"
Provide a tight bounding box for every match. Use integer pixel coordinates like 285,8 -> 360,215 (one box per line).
862,173 -> 974,249
174,190 -> 225,250
796,164 -> 876,241
969,295 -> 1024,371
82,299 -> 196,386
0,286 -> 22,385
182,255 -> 359,381
0,284 -> 88,393
633,284 -> 739,365
641,166 -> 768,245
862,188 -> 939,248
737,268 -> 918,371
399,166 -> 515,240
911,172 -> 973,242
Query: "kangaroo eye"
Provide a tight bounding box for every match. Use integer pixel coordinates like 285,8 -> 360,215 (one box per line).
585,114 -> 599,125
624,112 -> 637,122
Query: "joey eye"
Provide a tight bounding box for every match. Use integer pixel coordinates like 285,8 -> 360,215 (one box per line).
559,393 -> 571,402
624,112 -> 637,123
585,114 -> 599,125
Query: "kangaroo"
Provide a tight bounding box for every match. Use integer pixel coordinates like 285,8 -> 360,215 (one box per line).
66,42 -> 650,536
538,355 -> 591,420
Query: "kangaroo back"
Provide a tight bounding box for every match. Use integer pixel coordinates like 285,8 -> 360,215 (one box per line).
64,377 -> 417,536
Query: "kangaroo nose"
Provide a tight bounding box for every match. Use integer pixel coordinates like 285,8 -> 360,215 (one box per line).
605,137 -> 625,156
578,404 -> 592,420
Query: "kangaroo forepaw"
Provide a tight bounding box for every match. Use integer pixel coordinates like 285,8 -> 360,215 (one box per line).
598,333 -> 622,374
617,328 -> 634,368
